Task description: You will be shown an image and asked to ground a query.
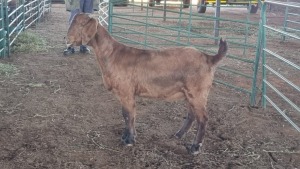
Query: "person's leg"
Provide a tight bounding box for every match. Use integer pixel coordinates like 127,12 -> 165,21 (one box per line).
64,9 -> 80,56
79,11 -> 92,54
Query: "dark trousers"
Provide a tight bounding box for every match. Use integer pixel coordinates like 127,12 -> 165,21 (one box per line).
69,9 -> 89,50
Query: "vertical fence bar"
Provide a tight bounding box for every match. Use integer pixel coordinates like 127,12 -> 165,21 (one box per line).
22,0 -> 25,30
36,0 -> 40,24
177,1 -> 183,42
4,0 -> 10,56
108,1 -> 113,33
243,0 -> 251,55
214,0 -> 220,45
282,0 -> 289,41
144,2 -> 149,48
163,0 -> 166,21
0,0 -> 5,57
261,1 -> 267,108
250,0 -> 264,106
187,3 -> 192,45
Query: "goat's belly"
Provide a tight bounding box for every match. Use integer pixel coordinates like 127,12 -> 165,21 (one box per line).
137,84 -> 185,101
139,91 -> 185,101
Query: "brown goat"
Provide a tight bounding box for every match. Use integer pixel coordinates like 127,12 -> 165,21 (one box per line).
65,14 -> 228,155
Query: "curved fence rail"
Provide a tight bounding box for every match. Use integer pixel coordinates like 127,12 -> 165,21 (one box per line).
0,0 -> 51,58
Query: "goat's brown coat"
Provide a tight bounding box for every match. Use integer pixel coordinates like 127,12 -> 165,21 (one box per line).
66,14 -> 228,154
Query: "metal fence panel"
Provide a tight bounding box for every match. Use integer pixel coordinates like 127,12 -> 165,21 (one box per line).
0,0 -> 51,58
261,0 -> 300,132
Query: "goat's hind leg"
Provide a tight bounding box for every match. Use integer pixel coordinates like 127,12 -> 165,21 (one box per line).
175,107 -> 195,139
121,107 -> 130,141
182,87 -> 209,155
190,105 -> 208,155
120,98 -> 137,146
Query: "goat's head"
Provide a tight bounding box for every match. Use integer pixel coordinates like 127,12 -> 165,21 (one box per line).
65,14 -> 98,48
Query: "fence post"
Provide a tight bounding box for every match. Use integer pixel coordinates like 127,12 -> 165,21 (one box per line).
144,2 -> 149,49
250,0 -> 264,106
187,2 -> 192,45
163,0 -> 166,21
108,1 -> 113,33
4,0 -> 10,56
22,0 -> 25,30
214,0 -> 220,45
282,0 -> 289,41
177,1 -> 183,42
36,0 -> 40,25
260,1 -> 267,108
0,0 -> 5,57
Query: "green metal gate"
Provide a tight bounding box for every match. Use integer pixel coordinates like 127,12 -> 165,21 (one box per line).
5,0 -> 26,56
0,0 -> 51,57
260,0 -> 300,132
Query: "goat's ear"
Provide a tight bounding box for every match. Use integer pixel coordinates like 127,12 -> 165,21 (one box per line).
81,18 -> 98,45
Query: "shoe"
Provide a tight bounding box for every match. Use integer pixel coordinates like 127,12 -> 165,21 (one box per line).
80,46 -> 90,54
63,47 -> 75,56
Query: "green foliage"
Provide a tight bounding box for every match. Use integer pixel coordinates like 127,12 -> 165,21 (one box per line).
0,63 -> 18,77
11,31 -> 48,53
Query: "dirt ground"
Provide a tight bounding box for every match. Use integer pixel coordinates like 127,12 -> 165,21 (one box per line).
1,4 -> 300,169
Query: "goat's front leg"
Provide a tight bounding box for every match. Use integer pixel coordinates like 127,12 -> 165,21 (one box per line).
120,97 -> 136,146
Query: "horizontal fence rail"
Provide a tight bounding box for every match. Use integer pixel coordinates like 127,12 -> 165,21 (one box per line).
0,0 -> 51,58
106,0 -> 261,106
261,0 -> 300,132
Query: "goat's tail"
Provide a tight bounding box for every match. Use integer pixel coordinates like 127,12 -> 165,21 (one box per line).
211,38 -> 228,65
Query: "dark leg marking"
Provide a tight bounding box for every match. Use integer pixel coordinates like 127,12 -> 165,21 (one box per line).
175,110 -> 195,139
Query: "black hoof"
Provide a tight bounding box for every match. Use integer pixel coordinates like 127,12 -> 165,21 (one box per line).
190,144 -> 201,155
174,131 -> 184,139
122,136 -> 135,146
121,132 -> 135,146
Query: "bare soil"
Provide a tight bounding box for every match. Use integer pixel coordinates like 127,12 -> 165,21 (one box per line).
0,4 -> 299,169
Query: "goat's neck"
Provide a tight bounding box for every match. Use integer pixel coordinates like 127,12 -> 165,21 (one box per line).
88,25 -> 120,70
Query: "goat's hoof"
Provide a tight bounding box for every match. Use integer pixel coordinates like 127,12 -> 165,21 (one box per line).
190,144 -> 201,155
174,132 -> 183,139
121,135 -> 136,146
122,138 -> 135,146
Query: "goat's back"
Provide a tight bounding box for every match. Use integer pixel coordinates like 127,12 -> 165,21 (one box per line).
109,45 -> 214,100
